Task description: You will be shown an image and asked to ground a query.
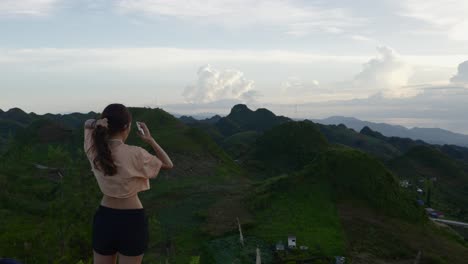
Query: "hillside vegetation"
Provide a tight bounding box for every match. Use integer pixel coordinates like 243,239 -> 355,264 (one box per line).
1,105 -> 467,264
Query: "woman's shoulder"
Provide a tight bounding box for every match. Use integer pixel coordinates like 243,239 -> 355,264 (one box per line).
119,144 -> 146,160
121,143 -> 143,152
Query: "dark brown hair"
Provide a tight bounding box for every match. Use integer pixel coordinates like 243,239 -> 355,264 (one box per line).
92,103 -> 132,176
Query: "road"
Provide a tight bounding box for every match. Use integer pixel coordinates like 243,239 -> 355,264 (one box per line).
431,218 -> 468,228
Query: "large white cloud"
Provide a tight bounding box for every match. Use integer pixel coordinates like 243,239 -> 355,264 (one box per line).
353,46 -> 415,98
450,61 -> 468,84
182,65 -> 260,104
0,0 -> 60,16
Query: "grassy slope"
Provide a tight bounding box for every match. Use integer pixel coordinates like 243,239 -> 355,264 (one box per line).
338,200 -> 468,264
247,173 -> 346,257
248,121 -> 328,178
240,145 -> 468,263
221,130 -> 260,159
315,147 -> 468,263
389,146 -> 468,221
317,124 -> 401,161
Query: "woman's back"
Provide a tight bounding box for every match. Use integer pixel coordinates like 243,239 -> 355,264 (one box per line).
84,131 -> 163,200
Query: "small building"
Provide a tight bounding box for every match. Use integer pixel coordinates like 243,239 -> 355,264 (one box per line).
335,256 -> 346,264
275,242 -> 285,251
287,236 -> 296,249
429,211 -> 439,218
400,180 -> 410,188
425,208 -> 444,218
425,208 -> 435,213
425,208 -> 437,218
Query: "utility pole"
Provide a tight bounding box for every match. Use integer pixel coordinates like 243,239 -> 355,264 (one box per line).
237,217 -> 244,247
256,246 -> 261,264
413,251 -> 421,264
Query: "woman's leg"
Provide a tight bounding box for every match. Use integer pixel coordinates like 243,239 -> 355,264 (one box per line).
93,250 -> 117,264
118,253 -> 144,264
116,209 -> 148,263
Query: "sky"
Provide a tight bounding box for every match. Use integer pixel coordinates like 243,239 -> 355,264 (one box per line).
0,0 -> 468,133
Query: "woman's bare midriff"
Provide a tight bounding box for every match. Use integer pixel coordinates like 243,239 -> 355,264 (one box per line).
101,194 -> 143,209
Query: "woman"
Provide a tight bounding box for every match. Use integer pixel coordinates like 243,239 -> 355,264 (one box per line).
84,103 -> 173,264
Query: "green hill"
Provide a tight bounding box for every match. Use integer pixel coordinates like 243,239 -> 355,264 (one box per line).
215,104 -> 291,136
361,126 -> 468,164
317,124 -> 401,160
390,145 -> 468,221
1,107 -> 33,125
244,146 -> 467,263
249,120 -> 328,177
221,130 -> 260,159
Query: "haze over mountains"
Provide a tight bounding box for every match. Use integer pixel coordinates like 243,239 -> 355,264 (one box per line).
314,116 -> 468,148
171,106 -> 468,148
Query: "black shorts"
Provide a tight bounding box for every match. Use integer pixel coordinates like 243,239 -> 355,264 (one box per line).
92,205 -> 149,256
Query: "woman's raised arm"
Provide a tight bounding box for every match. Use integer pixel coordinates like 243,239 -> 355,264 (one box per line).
137,122 -> 173,169
84,119 -> 97,129
84,118 -> 108,129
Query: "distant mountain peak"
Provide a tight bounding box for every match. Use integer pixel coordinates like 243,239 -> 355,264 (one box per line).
230,104 -> 252,114
6,107 -> 27,114
255,107 -> 275,116
360,126 -> 374,134
360,126 -> 386,140
214,104 -> 291,136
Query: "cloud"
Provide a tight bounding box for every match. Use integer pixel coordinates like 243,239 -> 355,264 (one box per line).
0,48 -> 371,72
399,0 -> 468,41
450,61 -> 468,84
350,34 -> 376,43
281,77 -> 319,93
182,65 -> 260,104
0,0 -> 61,17
279,77 -> 321,103
116,0 -> 365,36
353,46 -> 415,98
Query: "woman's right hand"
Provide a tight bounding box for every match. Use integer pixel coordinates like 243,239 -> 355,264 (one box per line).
136,122 -> 154,143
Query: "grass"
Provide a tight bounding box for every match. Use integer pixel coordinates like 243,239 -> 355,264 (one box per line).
137,158 -> 250,263
337,200 -> 468,263
202,235 -> 274,264
247,174 -> 346,257
389,145 -> 468,221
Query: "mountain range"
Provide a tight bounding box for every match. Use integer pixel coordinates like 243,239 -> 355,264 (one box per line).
315,116 -> 468,147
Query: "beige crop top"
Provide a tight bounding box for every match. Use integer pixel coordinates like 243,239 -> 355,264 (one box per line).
84,128 -> 163,198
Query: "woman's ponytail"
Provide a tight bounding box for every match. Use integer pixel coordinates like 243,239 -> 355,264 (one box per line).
91,103 -> 132,176
92,123 -> 117,176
